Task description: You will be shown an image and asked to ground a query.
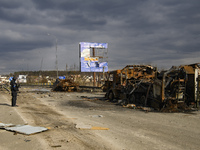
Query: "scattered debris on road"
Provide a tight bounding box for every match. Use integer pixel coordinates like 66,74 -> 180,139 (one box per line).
75,123 -> 109,130
75,123 -> 92,129
89,115 -> 103,118
51,145 -> 62,148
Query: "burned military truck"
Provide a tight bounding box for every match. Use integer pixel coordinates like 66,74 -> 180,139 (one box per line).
104,64 -> 200,111
104,65 -> 157,106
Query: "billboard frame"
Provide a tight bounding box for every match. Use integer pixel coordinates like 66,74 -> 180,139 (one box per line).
79,42 -> 108,73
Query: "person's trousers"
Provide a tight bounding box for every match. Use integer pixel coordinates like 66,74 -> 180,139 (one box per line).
11,91 -> 17,106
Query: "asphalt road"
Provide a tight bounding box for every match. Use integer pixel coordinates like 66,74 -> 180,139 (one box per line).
1,87 -> 200,150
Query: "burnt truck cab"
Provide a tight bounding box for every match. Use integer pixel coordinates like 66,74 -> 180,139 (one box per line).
104,65 -> 157,103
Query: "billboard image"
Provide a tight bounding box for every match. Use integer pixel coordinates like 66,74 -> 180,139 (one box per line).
79,42 -> 108,72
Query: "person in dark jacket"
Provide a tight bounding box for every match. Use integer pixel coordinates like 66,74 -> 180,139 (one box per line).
10,76 -> 19,107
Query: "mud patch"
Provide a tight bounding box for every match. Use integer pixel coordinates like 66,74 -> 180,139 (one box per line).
63,100 -> 124,112
66,100 -> 99,108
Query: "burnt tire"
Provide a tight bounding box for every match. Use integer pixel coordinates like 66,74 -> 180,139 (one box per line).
128,94 -> 136,104
140,95 -> 146,106
108,91 -> 114,101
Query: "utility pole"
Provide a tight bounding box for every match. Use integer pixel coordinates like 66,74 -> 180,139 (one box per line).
48,33 -> 58,78
55,38 -> 58,78
93,48 -> 96,87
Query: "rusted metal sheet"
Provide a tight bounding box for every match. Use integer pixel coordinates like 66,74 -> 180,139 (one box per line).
183,65 -> 194,74
120,65 -> 157,80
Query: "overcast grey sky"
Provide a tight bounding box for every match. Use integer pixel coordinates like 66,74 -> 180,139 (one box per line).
0,0 -> 200,74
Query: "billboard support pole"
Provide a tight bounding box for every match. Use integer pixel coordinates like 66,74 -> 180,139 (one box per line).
93,73 -> 96,87
103,67 -> 105,81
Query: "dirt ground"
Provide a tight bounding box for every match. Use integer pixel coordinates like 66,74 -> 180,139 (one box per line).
1,86 -> 200,150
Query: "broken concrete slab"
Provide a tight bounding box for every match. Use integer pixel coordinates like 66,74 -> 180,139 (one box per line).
0,122 -> 49,135
0,123 -> 15,128
5,125 -> 48,135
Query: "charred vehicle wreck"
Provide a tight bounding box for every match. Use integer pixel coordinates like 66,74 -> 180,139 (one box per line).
104,64 -> 200,111
52,78 -> 79,92
104,65 -> 157,106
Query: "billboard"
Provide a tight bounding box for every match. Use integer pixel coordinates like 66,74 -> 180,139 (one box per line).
79,42 -> 108,72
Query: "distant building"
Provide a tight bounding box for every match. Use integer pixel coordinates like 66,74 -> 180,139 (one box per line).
18,75 -> 27,83
0,75 -> 10,84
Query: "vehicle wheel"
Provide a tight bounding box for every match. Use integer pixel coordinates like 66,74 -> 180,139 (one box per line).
108,91 -> 114,101
55,86 -> 63,91
140,95 -> 146,106
128,94 -> 136,104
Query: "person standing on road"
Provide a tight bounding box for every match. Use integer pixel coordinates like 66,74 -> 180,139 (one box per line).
10,76 -> 19,107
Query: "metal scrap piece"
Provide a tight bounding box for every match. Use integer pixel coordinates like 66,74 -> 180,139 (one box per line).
75,123 -> 109,130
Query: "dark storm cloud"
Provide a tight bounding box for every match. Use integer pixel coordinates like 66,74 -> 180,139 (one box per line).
32,0 -> 78,10
0,9 -> 26,23
0,0 -> 200,74
31,0 -> 139,30
0,0 -> 27,23
0,0 -> 21,8
116,1 -> 200,61
60,14 -> 107,30
0,40 -> 52,52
